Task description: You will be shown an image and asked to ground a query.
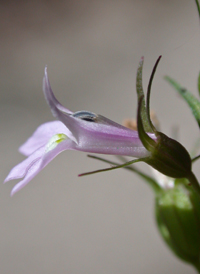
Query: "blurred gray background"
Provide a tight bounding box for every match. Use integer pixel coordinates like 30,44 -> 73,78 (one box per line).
0,0 -> 200,273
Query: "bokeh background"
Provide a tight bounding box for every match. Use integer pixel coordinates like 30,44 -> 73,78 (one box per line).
0,1 -> 200,273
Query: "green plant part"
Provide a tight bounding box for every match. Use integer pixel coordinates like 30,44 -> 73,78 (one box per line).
156,178 -> 200,273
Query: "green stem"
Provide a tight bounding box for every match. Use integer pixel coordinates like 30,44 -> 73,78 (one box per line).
190,138 -> 200,159
192,154 -> 200,163
187,172 -> 200,197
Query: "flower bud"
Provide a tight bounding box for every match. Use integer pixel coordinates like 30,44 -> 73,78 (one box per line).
137,103 -> 192,179
136,56 -> 200,195
155,179 -> 200,270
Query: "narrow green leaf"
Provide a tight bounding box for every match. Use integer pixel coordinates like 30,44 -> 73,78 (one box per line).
165,76 -> 200,127
198,72 -> 200,96
195,0 -> 200,19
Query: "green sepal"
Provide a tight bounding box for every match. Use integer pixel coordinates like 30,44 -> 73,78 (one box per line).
87,155 -> 161,194
137,62 -> 200,194
146,55 -> 162,132
136,57 -> 153,133
137,95 -> 157,151
146,132 -> 191,178
78,157 -> 145,177
165,76 -> 200,127
137,88 -> 193,179
155,179 -> 200,268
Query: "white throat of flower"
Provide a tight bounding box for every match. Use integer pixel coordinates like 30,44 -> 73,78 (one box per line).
45,134 -> 68,153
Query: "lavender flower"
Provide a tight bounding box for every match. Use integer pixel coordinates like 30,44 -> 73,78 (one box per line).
5,57 -> 200,196
4,67 -> 151,196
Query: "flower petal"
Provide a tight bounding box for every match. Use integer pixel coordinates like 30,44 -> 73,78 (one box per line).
10,158 -> 43,196
9,138 -> 76,196
19,121 -> 70,156
43,66 -> 73,115
43,68 -> 154,158
43,68 -> 78,143
4,146 -> 45,183
64,113 -> 154,157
